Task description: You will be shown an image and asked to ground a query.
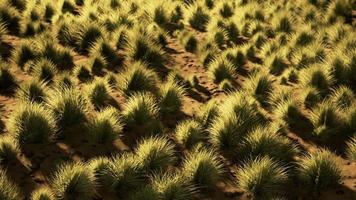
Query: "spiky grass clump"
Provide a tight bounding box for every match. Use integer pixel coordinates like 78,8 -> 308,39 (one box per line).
89,54 -> 107,75
16,79 -> 48,103
219,2 -> 233,18
30,187 -> 55,200
327,55 -> 350,85
88,107 -> 122,144
122,92 -> 161,133
301,86 -> 321,109
167,71 -> 189,89
105,72 -> 118,88
197,99 -> 219,127
0,136 -> 19,164
208,57 -> 236,84
8,103 -> 57,145
54,73 -> 74,89
184,35 -> 198,53
86,78 -> 112,109
175,119 -> 205,149
126,30 -> 165,67
268,88 -> 293,109
235,157 -> 288,199
223,47 -> 246,71
346,136 -> 356,160
62,0 -> 76,13
240,126 -> 298,162
46,87 -> 88,128
38,41 -> 75,71
87,155 -> 111,175
182,148 -> 223,189
188,6 -> 210,32
309,101 -> 346,141
158,81 -> 185,115
0,22 -> 7,40
135,136 -> 176,173
0,63 -> 16,92
52,162 -> 96,200
99,154 -> 143,197
128,185 -> 160,200
327,0 -> 352,23
219,79 -> 235,93
151,172 -> 195,200
89,39 -> 120,66
74,65 -> 92,82
273,99 -> 306,129
31,58 -> 57,83
299,65 -> 333,96
264,54 -> 288,75
274,15 -> 293,33
11,40 -> 38,69
43,3 -> 56,22
244,71 -> 273,105
0,169 -> 21,199
329,86 -> 354,110
118,62 -> 159,96
75,23 -> 103,54
345,105 -> 356,134
0,3 -> 20,34
210,93 -> 267,156
298,150 -> 341,193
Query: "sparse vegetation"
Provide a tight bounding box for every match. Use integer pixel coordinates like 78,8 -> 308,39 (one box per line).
0,0 -> 354,199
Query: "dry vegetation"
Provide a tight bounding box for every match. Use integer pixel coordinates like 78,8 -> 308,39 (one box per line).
0,0 -> 355,199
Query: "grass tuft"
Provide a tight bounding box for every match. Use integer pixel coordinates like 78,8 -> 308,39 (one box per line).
346,136 -> 356,160
16,79 -> 48,103
122,92 -> 161,134
31,58 -> 57,83
188,6 -> 210,32
8,102 -> 57,145
0,63 -> 16,92
135,136 -> 176,173
235,157 -> 288,199
0,169 -> 22,199
52,162 -> 96,200
118,62 -> 158,96
100,153 -> 143,197
240,126 -> 298,162
298,149 -> 341,193
208,57 -> 236,84
175,119 -> 205,149
158,80 -> 186,115
0,136 -> 19,164
86,78 -> 112,109
87,107 -> 122,144
182,148 -> 223,189
151,172 -> 195,200
30,187 -> 55,200
46,87 -> 88,128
